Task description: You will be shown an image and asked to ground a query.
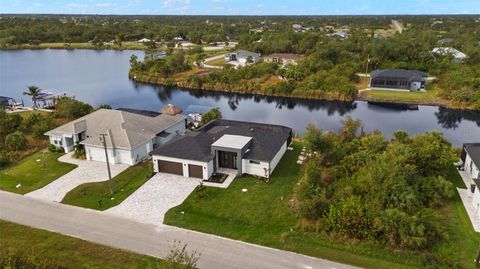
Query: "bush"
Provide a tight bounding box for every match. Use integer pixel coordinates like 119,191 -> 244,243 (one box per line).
5,131 -> 27,151
55,97 -> 93,119
0,151 -> 9,168
48,143 -> 63,153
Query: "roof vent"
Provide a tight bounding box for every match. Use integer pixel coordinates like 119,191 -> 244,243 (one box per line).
250,128 -> 255,132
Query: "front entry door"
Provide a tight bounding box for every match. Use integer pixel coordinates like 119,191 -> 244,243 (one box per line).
218,151 -> 237,169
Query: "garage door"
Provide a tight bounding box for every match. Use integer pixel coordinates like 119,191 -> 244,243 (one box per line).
188,164 -> 203,179
158,160 -> 183,176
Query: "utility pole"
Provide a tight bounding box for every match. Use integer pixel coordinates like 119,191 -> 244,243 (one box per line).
365,55 -> 370,76
99,133 -> 113,195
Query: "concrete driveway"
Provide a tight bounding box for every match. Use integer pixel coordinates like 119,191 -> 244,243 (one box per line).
26,154 -> 129,202
107,173 -> 200,225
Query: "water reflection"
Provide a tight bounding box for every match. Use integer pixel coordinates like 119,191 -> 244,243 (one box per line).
1,49 -> 478,146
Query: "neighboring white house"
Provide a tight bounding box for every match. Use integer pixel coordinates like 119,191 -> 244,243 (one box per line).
137,38 -> 151,43
224,50 -> 260,68
45,106 -> 186,165
432,47 -> 468,63
150,119 -> 292,180
462,143 -> 480,218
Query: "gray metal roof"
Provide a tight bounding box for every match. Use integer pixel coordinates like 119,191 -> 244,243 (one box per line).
464,143 -> 480,170
151,119 -> 292,162
371,69 -> 428,82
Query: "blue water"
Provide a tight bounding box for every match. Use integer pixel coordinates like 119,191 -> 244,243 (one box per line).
1,49 -> 479,146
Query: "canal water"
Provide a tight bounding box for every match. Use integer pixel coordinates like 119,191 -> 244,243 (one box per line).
1,49 -> 479,146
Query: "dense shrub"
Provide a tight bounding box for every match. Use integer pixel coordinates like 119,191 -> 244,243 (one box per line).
5,131 -> 27,151
55,97 -> 93,119
295,119 -> 455,250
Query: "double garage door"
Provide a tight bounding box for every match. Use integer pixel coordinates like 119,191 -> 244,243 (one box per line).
157,160 -> 203,179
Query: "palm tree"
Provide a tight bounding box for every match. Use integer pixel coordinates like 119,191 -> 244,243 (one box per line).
23,85 -> 41,109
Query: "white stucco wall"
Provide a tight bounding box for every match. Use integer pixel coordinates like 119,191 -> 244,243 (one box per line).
154,121 -> 186,148
465,154 -> 480,180
269,141 -> 287,174
152,155 -> 212,180
131,139 -> 153,164
242,159 -> 269,178
85,145 -> 136,165
86,145 -> 116,164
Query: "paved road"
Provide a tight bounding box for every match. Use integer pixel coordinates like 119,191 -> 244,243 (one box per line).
391,20 -> 404,34
0,191 -> 358,269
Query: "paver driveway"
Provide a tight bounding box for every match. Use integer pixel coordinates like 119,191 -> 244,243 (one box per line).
107,173 -> 200,225
26,154 -> 128,202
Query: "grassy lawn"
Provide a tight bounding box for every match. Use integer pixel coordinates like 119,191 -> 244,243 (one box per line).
165,142 -> 480,269
359,88 -> 438,104
0,151 -> 77,194
0,220 -> 171,269
204,57 -> 225,66
62,161 -> 152,210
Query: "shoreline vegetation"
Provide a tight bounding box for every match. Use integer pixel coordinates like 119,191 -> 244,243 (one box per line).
129,68 -> 478,110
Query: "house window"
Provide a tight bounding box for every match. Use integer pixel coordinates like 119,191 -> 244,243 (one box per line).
249,160 -> 261,165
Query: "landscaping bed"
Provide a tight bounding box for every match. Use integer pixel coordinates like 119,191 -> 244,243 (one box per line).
204,173 -> 228,183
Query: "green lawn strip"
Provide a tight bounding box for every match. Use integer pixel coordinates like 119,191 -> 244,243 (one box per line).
361,89 -> 437,103
204,57 -> 225,66
0,220 -> 171,269
165,142 -> 428,269
62,161 -> 152,210
0,151 -> 77,194
431,164 -> 480,268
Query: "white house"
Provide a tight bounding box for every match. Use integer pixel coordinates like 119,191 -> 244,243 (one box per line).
45,106 -> 186,165
137,38 -> 151,43
150,119 -> 292,180
432,47 -> 468,63
224,50 -> 260,68
462,143 -> 480,218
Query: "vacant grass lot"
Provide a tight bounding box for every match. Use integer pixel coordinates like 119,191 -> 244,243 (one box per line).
0,220 -> 172,269
359,88 -> 438,104
62,161 -> 152,210
0,151 -> 77,194
204,57 -> 225,66
165,142 -> 480,269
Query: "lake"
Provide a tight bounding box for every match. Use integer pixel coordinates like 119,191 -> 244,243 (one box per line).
1,49 -> 479,146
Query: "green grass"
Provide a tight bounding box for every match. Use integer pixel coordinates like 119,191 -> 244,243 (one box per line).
62,161 -> 152,210
0,220 -> 171,269
165,142 -> 480,269
204,57 -> 225,66
360,88 -> 437,104
0,151 -> 77,194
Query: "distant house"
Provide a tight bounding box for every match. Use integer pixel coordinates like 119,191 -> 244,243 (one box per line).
370,69 -> 428,92
137,38 -> 151,43
173,36 -> 184,41
330,32 -> 349,40
224,49 -> 260,68
437,38 -> 454,45
263,53 -> 303,66
150,119 -> 292,179
45,106 -> 186,165
292,24 -> 305,32
432,47 -> 468,63
462,143 -> 480,218
324,25 -> 335,32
